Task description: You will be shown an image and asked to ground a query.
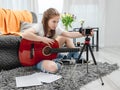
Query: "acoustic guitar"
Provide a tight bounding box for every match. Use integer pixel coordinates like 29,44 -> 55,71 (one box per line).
19,39 -> 81,66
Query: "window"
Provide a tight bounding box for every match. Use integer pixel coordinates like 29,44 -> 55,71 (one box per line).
69,4 -> 98,28
38,0 -> 63,22
38,0 -> 63,13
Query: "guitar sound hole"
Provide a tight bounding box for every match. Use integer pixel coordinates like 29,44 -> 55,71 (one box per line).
43,46 -> 51,55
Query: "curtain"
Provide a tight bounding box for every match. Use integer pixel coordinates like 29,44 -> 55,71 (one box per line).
62,0 -> 106,47
0,0 -> 39,14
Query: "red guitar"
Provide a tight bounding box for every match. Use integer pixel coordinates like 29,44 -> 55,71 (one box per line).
19,39 -> 81,66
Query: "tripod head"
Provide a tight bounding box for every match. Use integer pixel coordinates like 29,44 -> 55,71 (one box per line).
84,35 -> 91,45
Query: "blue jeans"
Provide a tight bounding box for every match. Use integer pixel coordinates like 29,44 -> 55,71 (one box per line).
66,52 -> 84,60
34,52 -> 83,73
34,54 -> 64,73
67,52 -> 79,59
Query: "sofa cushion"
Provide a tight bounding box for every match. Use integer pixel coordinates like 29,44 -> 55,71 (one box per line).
20,21 -> 36,32
31,11 -> 38,23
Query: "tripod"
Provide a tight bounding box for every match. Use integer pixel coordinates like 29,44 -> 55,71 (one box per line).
78,35 -> 104,85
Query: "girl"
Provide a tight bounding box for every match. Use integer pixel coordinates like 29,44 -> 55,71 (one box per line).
22,8 -> 93,73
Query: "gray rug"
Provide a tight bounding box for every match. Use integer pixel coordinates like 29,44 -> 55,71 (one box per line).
0,62 -> 119,90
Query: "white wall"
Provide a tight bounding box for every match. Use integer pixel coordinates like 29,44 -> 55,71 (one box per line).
105,0 -> 120,47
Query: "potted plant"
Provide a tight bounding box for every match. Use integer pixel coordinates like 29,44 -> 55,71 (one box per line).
61,12 -> 75,31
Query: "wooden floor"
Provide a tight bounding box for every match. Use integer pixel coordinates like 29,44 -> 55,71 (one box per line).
80,47 -> 120,90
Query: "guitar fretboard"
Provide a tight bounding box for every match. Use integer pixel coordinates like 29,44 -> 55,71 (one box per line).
50,48 -> 81,53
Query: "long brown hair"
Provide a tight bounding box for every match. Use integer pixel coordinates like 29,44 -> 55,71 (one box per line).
42,8 -> 60,38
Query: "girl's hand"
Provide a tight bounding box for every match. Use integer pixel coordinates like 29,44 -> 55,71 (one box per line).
41,37 -> 54,46
90,30 -> 94,36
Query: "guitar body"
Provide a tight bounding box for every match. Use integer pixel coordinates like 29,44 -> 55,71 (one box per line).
19,39 -> 59,66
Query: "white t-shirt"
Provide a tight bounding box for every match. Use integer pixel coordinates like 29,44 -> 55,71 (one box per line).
32,23 -> 65,38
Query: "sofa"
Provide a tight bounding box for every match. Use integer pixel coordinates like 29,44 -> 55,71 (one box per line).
0,9 -> 38,70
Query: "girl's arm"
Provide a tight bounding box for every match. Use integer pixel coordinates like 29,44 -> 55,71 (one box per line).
61,30 -> 94,38
21,28 -> 54,45
61,31 -> 84,38
21,28 -> 43,41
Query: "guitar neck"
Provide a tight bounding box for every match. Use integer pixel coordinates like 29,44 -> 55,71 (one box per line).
50,48 -> 81,53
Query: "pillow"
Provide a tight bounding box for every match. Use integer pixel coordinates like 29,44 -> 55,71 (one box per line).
20,21 -> 35,32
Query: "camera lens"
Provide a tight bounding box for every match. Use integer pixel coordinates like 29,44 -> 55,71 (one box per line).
77,42 -> 80,46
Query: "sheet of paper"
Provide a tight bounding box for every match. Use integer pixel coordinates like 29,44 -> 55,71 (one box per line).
16,72 -> 62,88
35,72 -> 62,83
16,73 -> 42,87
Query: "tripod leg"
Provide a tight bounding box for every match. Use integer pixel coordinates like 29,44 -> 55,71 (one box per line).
86,44 -> 89,73
88,44 -> 97,65
88,45 -> 104,85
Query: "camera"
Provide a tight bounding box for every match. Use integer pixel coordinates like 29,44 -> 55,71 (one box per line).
79,27 -> 92,36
